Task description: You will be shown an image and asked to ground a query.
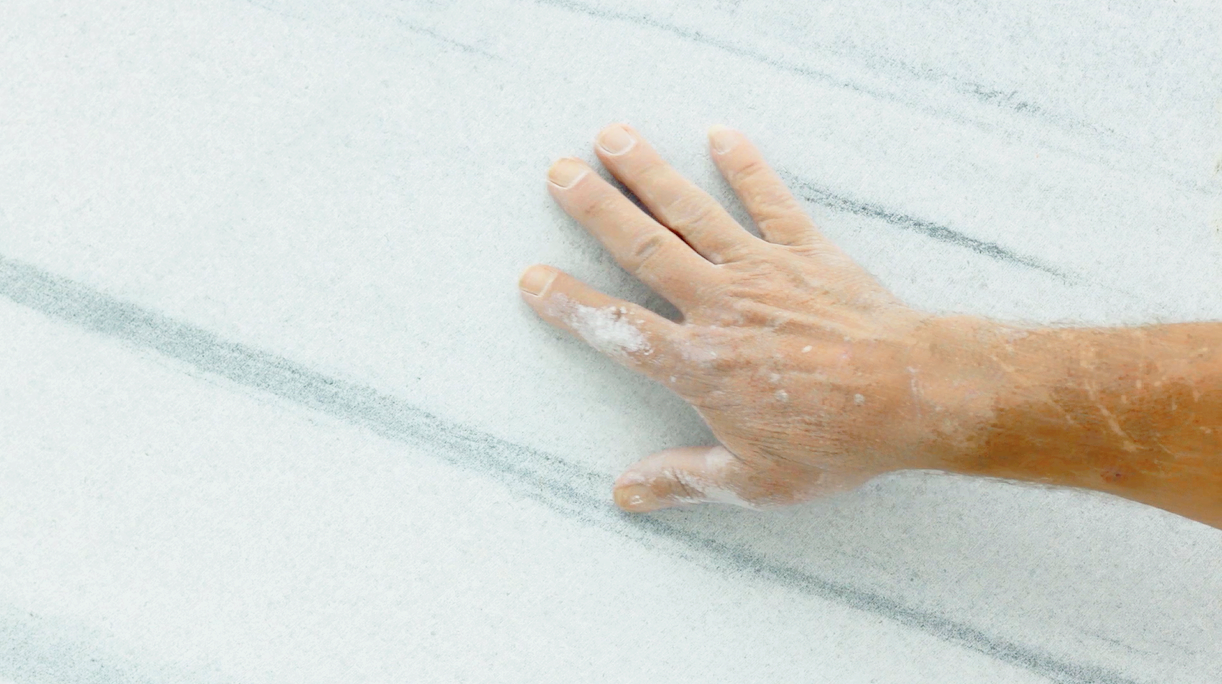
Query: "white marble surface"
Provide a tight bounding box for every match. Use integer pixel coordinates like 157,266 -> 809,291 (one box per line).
2,1 -> 1221,682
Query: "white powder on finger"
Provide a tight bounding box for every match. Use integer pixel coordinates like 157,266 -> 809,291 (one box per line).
547,294 -> 650,357
674,446 -> 760,509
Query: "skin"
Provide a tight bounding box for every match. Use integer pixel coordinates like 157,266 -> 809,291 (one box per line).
519,123 -> 1222,530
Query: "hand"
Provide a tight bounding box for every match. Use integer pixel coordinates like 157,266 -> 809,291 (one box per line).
520,124 -> 1001,513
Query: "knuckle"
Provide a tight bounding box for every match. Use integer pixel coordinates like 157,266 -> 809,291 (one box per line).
709,347 -> 748,374
666,193 -> 718,230
629,233 -> 668,275
757,213 -> 810,236
579,192 -> 619,220
733,159 -> 804,209
730,157 -> 770,186
668,469 -> 703,502
636,161 -> 670,188
749,185 -> 800,212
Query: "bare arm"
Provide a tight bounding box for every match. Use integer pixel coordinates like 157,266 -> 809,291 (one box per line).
927,319 -> 1222,529
520,123 -> 1222,530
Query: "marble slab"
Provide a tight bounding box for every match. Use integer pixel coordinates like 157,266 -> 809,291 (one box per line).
2,1 -> 1220,682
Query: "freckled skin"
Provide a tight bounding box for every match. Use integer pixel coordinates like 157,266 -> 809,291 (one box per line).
519,123 -> 1222,530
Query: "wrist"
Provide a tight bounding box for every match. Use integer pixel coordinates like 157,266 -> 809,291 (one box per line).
903,314 -> 1047,477
924,321 -> 1159,492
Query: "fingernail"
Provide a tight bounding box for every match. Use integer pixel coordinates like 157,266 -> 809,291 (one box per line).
548,158 -> 588,188
519,267 -> 557,296
614,484 -> 658,512
708,125 -> 737,154
597,125 -> 636,155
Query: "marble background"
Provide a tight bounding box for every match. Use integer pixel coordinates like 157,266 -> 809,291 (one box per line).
2,1 -> 1221,682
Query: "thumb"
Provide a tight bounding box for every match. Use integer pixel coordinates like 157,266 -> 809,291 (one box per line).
613,446 -> 863,513
612,445 -> 765,513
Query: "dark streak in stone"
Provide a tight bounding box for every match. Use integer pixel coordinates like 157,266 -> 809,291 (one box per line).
531,0 -> 1217,198
378,16 -> 501,61
237,0 -> 500,60
533,0 -> 1086,138
0,604 -> 224,684
535,0 -> 892,107
236,0 -> 308,21
780,171 -> 1071,282
0,255 -> 1137,684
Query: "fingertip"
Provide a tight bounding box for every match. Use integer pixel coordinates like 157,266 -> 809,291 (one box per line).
547,157 -> 590,189
596,123 -> 637,156
707,124 -> 740,155
519,265 -> 559,298
615,483 -> 664,510
597,121 -> 635,138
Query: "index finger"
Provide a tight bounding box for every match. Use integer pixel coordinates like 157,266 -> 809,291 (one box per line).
520,265 -> 683,383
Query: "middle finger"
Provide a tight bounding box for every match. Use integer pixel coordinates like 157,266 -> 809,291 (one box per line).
594,123 -> 759,264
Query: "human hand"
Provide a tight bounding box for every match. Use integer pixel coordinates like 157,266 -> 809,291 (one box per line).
520,124 -> 1002,513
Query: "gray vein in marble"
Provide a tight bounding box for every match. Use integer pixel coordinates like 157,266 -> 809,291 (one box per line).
237,0 -> 500,59
549,0 -> 1072,126
0,254 -> 1140,684
372,13 -> 501,60
237,0 -> 307,21
535,0 -> 1023,125
0,604 -> 223,684
779,171 -> 1071,281
531,0 -> 1216,197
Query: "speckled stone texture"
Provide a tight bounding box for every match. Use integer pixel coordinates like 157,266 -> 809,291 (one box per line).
1,1 -> 1220,682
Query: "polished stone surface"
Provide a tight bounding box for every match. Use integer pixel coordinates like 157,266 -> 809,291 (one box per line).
2,1 -> 1221,682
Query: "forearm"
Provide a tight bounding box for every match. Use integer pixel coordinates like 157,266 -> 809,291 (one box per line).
933,319 -> 1222,528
